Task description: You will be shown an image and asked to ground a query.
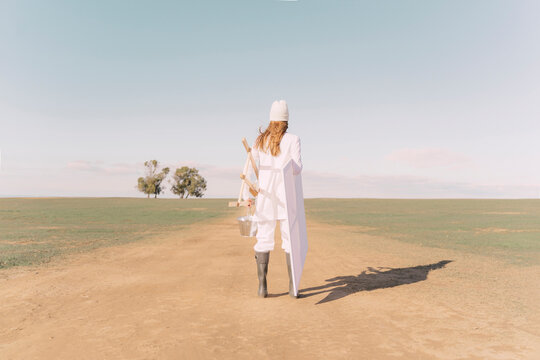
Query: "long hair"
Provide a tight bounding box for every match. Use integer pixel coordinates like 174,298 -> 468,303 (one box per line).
255,121 -> 288,156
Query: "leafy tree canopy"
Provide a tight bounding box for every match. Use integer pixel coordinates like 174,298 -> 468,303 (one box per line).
137,160 -> 170,198
170,166 -> 207,199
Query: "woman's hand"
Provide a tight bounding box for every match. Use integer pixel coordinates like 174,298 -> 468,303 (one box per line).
247,198 -> 254,208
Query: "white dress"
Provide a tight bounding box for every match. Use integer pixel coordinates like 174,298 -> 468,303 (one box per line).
244,133 -> 303,221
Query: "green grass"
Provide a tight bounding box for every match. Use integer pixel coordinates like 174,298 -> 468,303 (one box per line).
2,198 -> 539,269
0,198 -> 232,269
305,199 -> 540,265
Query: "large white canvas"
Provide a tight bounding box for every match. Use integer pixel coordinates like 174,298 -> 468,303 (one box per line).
282,159 -> 308,297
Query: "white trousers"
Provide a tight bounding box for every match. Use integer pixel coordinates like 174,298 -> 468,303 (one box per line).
254,220 -> 290,253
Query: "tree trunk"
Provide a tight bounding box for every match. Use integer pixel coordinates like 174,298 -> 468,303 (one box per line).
147,194 -> 149,199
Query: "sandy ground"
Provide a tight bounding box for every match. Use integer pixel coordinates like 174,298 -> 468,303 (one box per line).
1,213 -> 539,360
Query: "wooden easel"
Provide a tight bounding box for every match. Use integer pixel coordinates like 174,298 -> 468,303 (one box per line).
228,138 -> 259,208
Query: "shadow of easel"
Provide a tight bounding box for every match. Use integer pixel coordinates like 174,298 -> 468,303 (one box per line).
272,260 -> 453,304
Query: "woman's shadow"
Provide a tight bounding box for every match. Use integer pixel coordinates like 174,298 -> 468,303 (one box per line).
297,260 -> 452,304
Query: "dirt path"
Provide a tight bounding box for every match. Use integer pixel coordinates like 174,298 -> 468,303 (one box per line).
1,213 -> 539,359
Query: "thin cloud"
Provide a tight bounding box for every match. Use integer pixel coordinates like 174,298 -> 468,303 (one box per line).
66,161 -> 139,175
385,148 -> 472,169
4,161 -> 537,198
301,170 -> 538,198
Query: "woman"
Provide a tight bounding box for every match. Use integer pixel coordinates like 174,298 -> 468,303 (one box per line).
244,99 -> 303,298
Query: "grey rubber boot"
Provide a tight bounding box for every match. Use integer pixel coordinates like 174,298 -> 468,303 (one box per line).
255,252 -> 269,298
286,253 -> 297,298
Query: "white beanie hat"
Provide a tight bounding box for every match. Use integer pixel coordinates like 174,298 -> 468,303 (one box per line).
269,100 -> 289,122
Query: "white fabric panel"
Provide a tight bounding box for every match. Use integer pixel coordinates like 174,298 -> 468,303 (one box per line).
282,159 -> 308,297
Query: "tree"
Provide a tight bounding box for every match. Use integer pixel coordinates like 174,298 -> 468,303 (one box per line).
170,166 -> 207,199
137,160 -> 170,198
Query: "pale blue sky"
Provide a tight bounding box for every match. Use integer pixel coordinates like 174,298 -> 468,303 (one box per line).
1,0 -> 539,198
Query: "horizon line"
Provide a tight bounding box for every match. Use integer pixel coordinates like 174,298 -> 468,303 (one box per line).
1,196 -> 539,201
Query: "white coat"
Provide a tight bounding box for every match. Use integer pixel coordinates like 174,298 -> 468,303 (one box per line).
244,133 -> 303,221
